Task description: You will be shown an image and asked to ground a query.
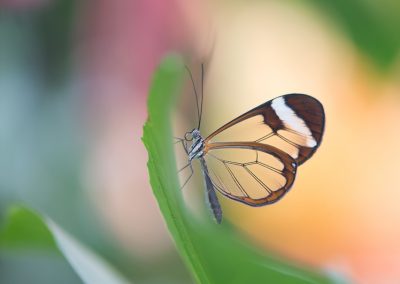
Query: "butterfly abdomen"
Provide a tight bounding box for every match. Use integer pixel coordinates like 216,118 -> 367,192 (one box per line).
200,157 -> 223,223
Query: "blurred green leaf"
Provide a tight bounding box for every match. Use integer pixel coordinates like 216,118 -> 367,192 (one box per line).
143,55 -> 339,284
0,206 -> 57,251
0,206 -> 131,284
306,0 -> 400,72
34,0 -> 77,86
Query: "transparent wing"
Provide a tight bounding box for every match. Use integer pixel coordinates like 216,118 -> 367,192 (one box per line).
203,142 -> 297,206
205,94 -> 325,165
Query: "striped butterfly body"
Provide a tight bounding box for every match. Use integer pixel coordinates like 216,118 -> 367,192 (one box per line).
177,67 -> 325,224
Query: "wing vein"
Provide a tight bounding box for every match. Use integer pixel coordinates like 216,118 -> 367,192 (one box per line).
223,163 -> 248,197
255,132 -> 274,143
257,161 -> 283,174
243,165 -> 272,194
276,133 -> 302,148
208,152 -> 243,167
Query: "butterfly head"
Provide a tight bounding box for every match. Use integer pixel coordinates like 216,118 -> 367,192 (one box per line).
184,129 -> 200,141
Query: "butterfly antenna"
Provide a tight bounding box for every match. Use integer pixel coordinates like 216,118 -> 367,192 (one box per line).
185,65 -> 201,128
198,63 -> 205,130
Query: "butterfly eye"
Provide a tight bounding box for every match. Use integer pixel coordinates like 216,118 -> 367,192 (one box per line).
184,131 -> 193,141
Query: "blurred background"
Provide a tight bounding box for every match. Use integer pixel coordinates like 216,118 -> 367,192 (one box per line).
1,0 -> 400,283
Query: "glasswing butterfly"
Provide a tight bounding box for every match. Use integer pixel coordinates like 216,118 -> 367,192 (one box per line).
176,64 -> 325,223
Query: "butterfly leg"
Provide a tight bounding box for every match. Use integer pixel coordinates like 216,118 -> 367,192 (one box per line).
174,137 -> 189,155
179,161 -> 193,190
174,137 -> 193,189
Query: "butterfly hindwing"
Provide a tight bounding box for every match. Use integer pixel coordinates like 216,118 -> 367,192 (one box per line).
203,142 -> 297,206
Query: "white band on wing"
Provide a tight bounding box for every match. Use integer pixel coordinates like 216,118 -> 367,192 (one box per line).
271,97 -> 317,147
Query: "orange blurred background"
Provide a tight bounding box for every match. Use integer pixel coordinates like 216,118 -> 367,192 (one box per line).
201,3 -> 400,284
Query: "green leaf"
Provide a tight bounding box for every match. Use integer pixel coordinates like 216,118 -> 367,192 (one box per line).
143,55 -> 339,284
0,206 -> 130,284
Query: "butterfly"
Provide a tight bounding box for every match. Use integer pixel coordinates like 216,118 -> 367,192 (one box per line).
176,64 -> 325,223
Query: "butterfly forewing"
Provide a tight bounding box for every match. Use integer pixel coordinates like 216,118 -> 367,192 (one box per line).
205,94 -> 325,165
203,142 -> 297,206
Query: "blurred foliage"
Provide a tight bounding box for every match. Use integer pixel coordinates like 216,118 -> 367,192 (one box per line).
0,0 -> 77,88
34,0 -> 77,85
0,206 -> 130,284
143,55 -> 339,284
0,205 -> 57,251
304,0 -> 400,72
